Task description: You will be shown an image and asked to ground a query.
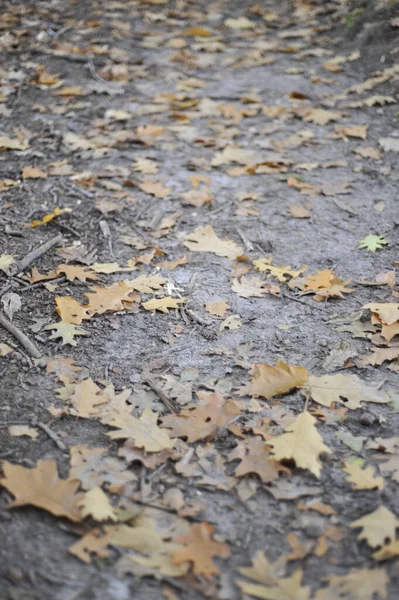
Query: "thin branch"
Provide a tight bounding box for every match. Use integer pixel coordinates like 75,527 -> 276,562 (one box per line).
36,421 -> 68,451
0,311 -> 41,358
11,234 -> 63,275
143,377 -> 179,413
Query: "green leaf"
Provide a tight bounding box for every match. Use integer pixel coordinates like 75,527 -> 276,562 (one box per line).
358,235 -> 388,252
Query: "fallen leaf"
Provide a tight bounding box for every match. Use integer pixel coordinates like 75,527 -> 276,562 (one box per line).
229,437 -> 289,483
314,568 -> 388,600
350,506 -> 399,548
106,407 -> 176,452
184,225 -> 243,259
142,297 -> 186,313
0,460 -> 83,521
31,207 -> 72,227
289,204 -> 312,218
78,487 -> 117,522
0,255 -> 15,274
232,276 -> 280,298
268,410 -> 331,478
8,425 -> 39,440
173,522 -> 230,578
238,361 -> 308,399
69,528 -> 112,564
138,180 -> 171,198
373,540 -> 399,561
343,460 -> 384,490
306,373 -> 391,409
205,300 -> 229,317
126,274 -> 166,294
70,444 -> 136,490
22,166 -> 47,179
358,235 -> 388,252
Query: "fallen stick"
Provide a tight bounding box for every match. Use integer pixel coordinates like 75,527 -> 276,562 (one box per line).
143,377 -> 179,413
0,311 -> 41,358
37,421 -> 67,451
11,234 -> 63,275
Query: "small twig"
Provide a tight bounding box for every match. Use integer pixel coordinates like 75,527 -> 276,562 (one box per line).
208,199 -> 235,216
0,283 -> 12,297
52,24 -> 74,41
36,421 -> 67,451
87,60 -> 108,84
57,221 -> 80,237
143,377 -> 178,413
281,292 -> 325,311
11,234 -> 63,275
0,311 -> 41,358
236,228 -> 254,252
186,307 -> 212,327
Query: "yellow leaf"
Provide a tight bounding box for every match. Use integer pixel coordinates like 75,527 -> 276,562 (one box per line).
238,360 -> 308,400
68,378 -> 108,418
142,296 -> 186,313
0,459 -> 83,521
350,506 -> 399,548
0,136 -> 29,150
45,322 -> 88,346
125,274 -> 167,294
184,225 -> 243,259
373,540 -> 399,561
182,27 -> 213,36
22,166 -> 47,179
55,296 -> 89,325
307,373 -> 391,410
253,258 -> 306,282
268,410 -> 331,478
105,407 -> 175,452
78,487 -> 117,522
343,460 -> 384,490
31,207 -> 71,227
363,302 -> 399,325
69,528 -> 111,564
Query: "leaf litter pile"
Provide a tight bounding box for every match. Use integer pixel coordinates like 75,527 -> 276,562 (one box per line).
0,0 -> 399,598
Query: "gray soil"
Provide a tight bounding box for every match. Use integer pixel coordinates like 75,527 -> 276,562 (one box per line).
0,1 -> 399,599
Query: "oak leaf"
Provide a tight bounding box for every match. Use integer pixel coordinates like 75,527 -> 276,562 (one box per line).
172,522 -> 230,578
252,260 -> 306,282
84,282 -> 138,315
78,487 -> 117,522
307,373 -> 391,409
22,166 -> 47,179
238,360 -> 308,399
238,563 -> 310,600
69,528 -> 112,564
55,296 -> 89,325
304,108 -> 344,125
106,407 -> 176,452
138,180 -> 171,198
56,264 -> 98,282
343,460 -> 384,490
314,568 -> 388,600
70,444 -> 136,490
45,322 -> 88,346
373,540 -> 399,561
229,437 -> 289,483
350,506 -> 399,548
184,225 -> 243,259
142,296 -> 186,313
162,391 -> 240,442
232,276 -> 280,298
68,378 -> 109,418
0,459 -> 83,521
268,411 -> 331,478
126,274 -> 166,294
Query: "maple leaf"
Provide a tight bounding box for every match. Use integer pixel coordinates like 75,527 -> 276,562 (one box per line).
70,444 -> 136,491
303,269 -> 335,291
314,568 -> 388,600
106,407 -> 175,452
306,373 -> 391,409
45,322 -> 88,346
0,460 -> 83,521
350,506 -> 399,548
84,282 -> 139,315
363,303 -> 399,326
126,274 -> 166,294
358,234 -> 388,252
142,297 -> 186,313
184,225 -> 243,259
78,487 -> 117,522
69,528 -> 112,564
238,360 -> 308,400
162,391 -> 240,442
232,276 -> 280,298
172,522 -> 230,578
229,437 -> 289,483
268,410 -> 331,478
343,460 -> 384,490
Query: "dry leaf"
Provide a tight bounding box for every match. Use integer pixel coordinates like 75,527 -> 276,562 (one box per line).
229,437 -> 289,483
205,300 -> 229,317
69,529 -> 112,564
8,425 -> 39,440
373,540 -> 399,562
162,391 -> 240,443
0,460 -> 83,521
45,322 -> 88,346
289,204 -> 312,218
184,225 -> 243,260
307,373 -> 390,409
172,522 -> 230,578
238,360 -> 308,399
343,460 -> 384,490
78,487 -> 117,522
138,180 -> 171,198
350,506 -> 399,548
126,274 -> 166,294
85,282 -> 138,315
142,297 -> 186,313
70,444 -> 136,490
315,568 -> 388,600
106,407 -> 176,452
22,166 -> 47,179
268,410 -> 331,478
232,276 -> 280,298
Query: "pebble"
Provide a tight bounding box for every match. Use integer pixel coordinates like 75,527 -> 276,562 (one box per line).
360,412 -> 377,426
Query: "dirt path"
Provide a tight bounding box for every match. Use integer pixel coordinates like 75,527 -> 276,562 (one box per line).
1,1 -> 399,599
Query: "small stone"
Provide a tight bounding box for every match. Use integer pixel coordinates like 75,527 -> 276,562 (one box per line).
360,412 -> 377,426
7,567 -> 23,582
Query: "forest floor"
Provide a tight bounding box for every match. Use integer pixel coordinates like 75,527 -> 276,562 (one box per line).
1,1 -> 399,599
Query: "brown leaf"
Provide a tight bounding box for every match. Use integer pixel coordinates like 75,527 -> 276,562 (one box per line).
162,391 -> 240,442
173,522 -> 230,578
69,528 -> 111,564
184,225 -> 243,260
229,437 -> 289,483
84,282 -> 139,316
232,276 -> 280,298
0,460 -> 83,521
